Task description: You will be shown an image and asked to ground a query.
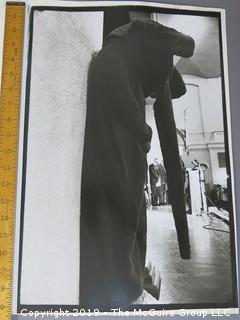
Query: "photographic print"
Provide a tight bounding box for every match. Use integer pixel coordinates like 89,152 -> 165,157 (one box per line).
12,0 -> 238,314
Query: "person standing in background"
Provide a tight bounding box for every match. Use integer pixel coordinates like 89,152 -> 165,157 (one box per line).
149,158 -> 161,206
158,161 -> 167,205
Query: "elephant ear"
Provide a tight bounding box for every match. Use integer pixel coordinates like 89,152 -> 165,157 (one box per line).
170,67 -> 186,99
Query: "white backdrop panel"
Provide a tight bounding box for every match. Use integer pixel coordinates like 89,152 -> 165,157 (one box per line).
20,10 -> 103,305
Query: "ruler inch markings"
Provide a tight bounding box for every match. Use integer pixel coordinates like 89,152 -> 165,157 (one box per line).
0,3 -> 25,320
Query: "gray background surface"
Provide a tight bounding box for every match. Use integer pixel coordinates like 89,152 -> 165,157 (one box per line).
14,0 -> 240,318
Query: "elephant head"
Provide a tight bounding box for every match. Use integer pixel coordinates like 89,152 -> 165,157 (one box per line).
136,19 -> 194,97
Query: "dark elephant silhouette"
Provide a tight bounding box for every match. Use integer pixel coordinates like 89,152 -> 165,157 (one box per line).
80,20 -> 195,309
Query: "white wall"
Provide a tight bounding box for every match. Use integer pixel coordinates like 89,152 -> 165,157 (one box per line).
173,81 -> 204,136
175,76 -> 227,188
145,105 -> 163,165
199,77 -> 223,133
20,10 -> 103,305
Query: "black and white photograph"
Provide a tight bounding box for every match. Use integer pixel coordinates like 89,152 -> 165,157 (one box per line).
13,0 -> 238,314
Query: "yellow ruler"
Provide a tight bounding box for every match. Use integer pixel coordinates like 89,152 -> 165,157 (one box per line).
0,3 -> 25,320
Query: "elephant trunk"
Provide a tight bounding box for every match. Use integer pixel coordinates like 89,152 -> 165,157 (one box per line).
153,80 -> 190,259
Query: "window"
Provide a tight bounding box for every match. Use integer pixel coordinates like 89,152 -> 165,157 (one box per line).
218,152 -> 226,168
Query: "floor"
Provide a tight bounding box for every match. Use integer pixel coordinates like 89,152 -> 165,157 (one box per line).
145,205 -> 234,305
